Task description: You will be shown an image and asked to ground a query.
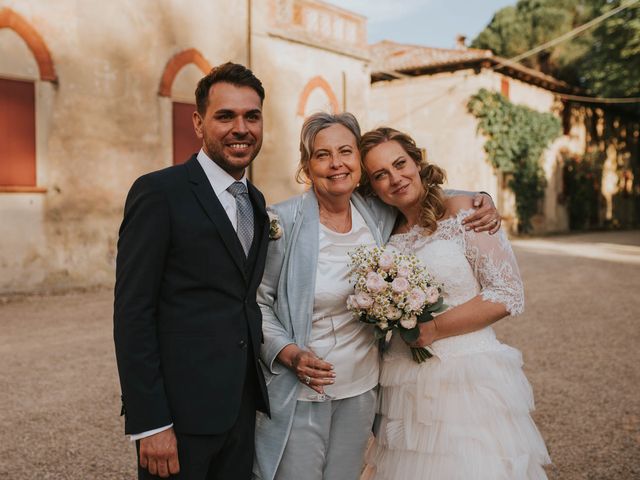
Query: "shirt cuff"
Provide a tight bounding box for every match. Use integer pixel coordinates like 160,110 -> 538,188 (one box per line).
129,424 -> 173,442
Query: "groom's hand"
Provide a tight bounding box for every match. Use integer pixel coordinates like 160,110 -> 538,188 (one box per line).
139,427 -> 180,478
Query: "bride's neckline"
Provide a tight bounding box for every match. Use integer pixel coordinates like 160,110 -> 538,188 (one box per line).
391,208 -> 475,238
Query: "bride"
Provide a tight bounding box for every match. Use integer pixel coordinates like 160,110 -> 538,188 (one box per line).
359,127 -> 551,479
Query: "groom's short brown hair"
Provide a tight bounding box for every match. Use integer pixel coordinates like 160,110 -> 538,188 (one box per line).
195,62 -> 265,115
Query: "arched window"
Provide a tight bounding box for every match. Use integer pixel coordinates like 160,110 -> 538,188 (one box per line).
159,49 -> 211,165
297,76 -> 340,117
0,8 -> 56,191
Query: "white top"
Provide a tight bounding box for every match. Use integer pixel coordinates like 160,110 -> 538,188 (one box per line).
130,149 -> 247,441
298,204 -> 379,401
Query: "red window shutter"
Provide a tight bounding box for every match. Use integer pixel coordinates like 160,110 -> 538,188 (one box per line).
0,78 -> 36,186
172,102 -> 201,165
500,78 -> 510,99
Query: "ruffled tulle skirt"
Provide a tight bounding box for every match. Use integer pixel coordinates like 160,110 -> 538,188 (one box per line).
364,327 -> 550,480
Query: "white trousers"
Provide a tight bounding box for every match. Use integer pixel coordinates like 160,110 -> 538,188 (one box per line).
274,388 -> 377,480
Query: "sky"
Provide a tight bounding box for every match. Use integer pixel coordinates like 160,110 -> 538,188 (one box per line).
325,0 -> 517,49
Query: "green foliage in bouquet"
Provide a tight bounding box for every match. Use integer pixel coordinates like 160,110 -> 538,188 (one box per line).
397,297 -> 447,362
468,89 -> 562,233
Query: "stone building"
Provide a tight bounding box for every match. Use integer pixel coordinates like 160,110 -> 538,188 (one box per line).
0,0 -> 369,293
369,39 -> 585,234
368,39 -> 638,234
1,1 -> 635,293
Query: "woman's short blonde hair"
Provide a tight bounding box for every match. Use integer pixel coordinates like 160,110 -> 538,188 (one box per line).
296,111 -> 362,184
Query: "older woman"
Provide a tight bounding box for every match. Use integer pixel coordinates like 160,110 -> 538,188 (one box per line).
252,113 -> 500,480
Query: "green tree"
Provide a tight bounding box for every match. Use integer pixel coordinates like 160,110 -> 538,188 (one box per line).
471,0 -> 639,98
468,89 -> 562,233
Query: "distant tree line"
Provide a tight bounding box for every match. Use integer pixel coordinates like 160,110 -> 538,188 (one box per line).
472,0 -> 640,101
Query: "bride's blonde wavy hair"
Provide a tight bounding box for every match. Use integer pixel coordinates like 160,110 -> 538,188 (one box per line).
359,127 -> 446,235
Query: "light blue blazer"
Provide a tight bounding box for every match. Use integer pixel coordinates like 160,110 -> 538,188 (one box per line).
252,189 -> 395,480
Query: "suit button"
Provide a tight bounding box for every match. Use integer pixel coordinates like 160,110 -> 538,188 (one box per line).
238,340 -> 247,349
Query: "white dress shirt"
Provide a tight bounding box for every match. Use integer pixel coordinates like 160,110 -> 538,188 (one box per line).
130,149 -> 247,441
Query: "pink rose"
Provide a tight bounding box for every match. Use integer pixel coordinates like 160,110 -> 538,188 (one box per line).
407,287 -> 426,310
426,286 -> 440,304
400,314 -> 417,329
355,291 -> 374,309
366,272 -> 387,293
391,277 -> 410,293
396,262 -> 411,278
378,251 -> 394,271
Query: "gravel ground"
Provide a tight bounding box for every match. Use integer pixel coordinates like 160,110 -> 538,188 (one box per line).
1,230 -> 639,479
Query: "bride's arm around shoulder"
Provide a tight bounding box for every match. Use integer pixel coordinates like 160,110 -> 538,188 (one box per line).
413,195 -> 525,347
450,195 -> 525,317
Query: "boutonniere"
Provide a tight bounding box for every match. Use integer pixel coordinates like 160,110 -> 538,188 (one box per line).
268,211 -> 282,240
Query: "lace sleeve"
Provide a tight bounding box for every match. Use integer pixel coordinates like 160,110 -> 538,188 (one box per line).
462,218 -> 525,315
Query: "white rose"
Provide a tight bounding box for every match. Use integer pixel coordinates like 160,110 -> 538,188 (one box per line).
391,277 -> 410,293
355,291 -> 374,309
426,286 -> 440,304
378,251 -> 395,271
385,305 -> 402,320
399,314 -> 417,329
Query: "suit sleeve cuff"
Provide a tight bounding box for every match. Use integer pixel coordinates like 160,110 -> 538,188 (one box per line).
262,337 -> 296,375
129,424 -> 173,442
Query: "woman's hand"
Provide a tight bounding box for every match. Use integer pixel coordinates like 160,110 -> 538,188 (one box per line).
277,344 -> 335,394
409,321 -> 438,349
462,193 -> 501,234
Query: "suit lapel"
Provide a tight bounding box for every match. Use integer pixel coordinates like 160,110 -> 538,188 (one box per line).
246,182 -> 269,281
185,157 -> 246,277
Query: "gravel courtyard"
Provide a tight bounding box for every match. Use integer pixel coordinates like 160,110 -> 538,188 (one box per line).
1,230 -> 639,479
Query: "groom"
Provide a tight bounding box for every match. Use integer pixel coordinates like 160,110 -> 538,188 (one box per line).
114,62 -> 270,479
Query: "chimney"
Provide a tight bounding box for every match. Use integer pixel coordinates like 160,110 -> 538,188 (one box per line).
455,35 -> 467,50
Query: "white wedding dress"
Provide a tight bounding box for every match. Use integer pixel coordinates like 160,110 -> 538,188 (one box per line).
366,209 -> 550,480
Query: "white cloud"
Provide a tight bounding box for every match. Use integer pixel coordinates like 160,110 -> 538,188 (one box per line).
325,0 -> 433,24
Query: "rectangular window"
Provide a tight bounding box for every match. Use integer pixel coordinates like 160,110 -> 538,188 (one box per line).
172,102 -> 201,165
0,78 -> 36,186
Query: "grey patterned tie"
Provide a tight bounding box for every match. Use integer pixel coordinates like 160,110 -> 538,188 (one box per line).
227,181 -> 254,257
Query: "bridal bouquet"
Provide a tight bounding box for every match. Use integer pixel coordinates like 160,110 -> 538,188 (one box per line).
347,245 -> 447,363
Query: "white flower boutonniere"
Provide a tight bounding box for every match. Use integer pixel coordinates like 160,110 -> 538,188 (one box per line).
268,211 -> 282,240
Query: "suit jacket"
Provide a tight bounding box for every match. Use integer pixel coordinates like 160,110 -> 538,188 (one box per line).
252,190 -> 395,480
114,154 -> 270,436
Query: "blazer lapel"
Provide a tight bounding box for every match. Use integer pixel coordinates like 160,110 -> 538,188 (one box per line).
286,190 -> 319,344
352,192 -> 385,246
185,157 -> 246,277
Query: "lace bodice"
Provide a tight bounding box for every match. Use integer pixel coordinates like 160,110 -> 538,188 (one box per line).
388,209 -> 524,316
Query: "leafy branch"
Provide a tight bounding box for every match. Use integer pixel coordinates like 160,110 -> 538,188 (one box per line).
468,88 -> 562,233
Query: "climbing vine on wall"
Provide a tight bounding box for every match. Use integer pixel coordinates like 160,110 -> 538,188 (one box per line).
467,88 -> 561,233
